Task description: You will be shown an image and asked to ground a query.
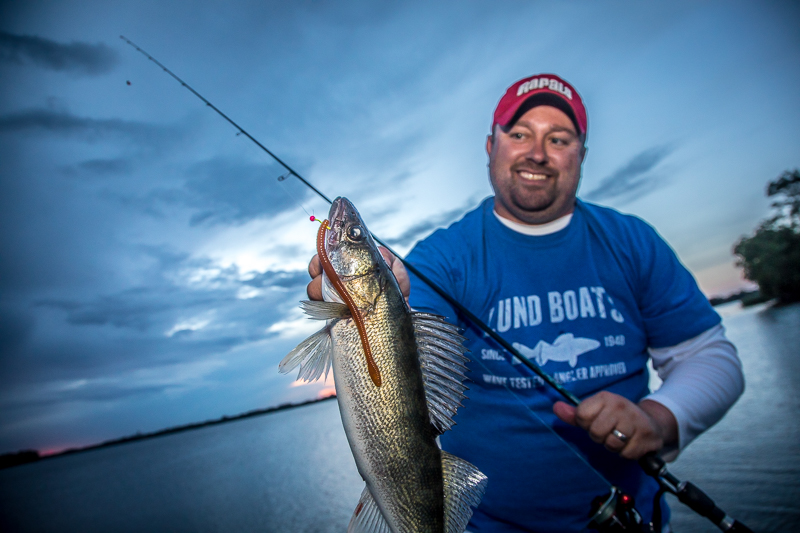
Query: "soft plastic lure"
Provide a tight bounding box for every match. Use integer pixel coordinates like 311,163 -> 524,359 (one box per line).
316,219 -> 382,387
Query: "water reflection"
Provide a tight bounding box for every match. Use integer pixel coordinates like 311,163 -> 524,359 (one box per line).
668,302 -> 800,532
0,304 -> 798,532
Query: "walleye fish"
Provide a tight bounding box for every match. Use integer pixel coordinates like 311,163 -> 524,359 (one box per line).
280,197 -> 487,533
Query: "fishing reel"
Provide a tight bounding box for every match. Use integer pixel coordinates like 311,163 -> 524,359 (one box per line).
588,487 -> 650,533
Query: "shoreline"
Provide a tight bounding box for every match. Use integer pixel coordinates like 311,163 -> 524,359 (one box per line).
0,394 -> 337,470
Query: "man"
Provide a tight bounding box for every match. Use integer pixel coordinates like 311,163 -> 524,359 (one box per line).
307,74 -> 744,532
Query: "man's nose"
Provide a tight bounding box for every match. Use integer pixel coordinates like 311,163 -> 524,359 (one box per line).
526,139 -> 548,164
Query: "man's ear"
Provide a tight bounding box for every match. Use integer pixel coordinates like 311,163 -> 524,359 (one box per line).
486,133 -> 494,157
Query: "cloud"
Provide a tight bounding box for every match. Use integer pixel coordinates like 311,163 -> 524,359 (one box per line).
30,247 -> 306,340
37,290 -> 181,331
71,157 -> 134,177
383,197 -> 480,247
0,248 -> 304,417
0,306 -> 35,355
0,31 -> 118,74
138,157 -> 306,225
243,270 -> 308,289
2,357 -> 230,411
583,145 -> 675,204
0,108 -> 180,149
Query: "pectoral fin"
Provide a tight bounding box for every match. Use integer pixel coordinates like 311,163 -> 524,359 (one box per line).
347,486 -> 391,533
442,451 -> 488,533
300,300 -> 351,320
278,326 -> 334,382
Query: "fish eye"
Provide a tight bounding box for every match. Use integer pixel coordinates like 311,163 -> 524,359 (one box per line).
347,225 -> 364,241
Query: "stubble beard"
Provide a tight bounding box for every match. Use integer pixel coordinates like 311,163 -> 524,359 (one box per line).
511,180 -> 556,212
499,171 -> 559,223
495,171 -> 580,224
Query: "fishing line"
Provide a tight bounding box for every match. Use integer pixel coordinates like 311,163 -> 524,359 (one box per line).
469,353 -> 612,489
123,37 -> 753,532
119,35 -> 575,403
276,172 -> 316,219
119,35 -> 333,206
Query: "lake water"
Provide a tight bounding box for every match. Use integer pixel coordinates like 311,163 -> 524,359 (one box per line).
1,303 -> 798,532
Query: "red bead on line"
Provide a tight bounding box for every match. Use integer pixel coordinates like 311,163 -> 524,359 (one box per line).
310,215 -> 331,229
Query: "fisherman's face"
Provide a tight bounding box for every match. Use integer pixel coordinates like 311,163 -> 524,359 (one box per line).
486,105 -> 585,225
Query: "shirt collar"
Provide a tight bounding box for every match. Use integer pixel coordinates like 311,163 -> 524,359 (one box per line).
493,209 -> 573,236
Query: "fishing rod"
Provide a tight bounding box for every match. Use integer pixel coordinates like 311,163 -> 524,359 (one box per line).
119,36 -> 331,205
121,36 -> 752,533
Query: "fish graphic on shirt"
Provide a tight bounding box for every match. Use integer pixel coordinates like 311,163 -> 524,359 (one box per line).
512,333 -> 601,368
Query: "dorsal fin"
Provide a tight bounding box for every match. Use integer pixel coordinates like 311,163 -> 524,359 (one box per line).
412,312 -> 470,434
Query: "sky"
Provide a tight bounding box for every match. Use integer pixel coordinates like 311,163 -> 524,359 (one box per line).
1,0 -> 798,454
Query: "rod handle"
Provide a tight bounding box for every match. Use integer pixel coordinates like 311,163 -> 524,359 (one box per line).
677,482 -> 753,532
638,452 -> 665,477
677,481 -> 725,523
639,453 -> 753,532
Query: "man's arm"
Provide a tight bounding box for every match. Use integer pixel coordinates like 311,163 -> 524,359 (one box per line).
554,324 -> 744,460
643,323 -> 744,460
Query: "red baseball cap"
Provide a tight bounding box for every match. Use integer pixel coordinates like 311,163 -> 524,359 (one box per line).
492,74 -> 587,137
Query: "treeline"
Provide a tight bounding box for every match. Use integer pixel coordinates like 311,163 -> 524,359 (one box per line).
0,449 -> 40,469
0,395 -> 337,470
733,169 -> 800,305
708,289 -> 769,308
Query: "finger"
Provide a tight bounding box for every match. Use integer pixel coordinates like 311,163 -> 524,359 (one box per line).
573,393 -> 607,429
588,410 -> 621,445
619,429 -> 655,460
392,261 -> 410,300
618,419 -> 663,460
378,247 -> 395,265
586,398 -> 626,443
308,254 -> 322,278
307,276 -> 323,301
620,440 -> 656,461
553,401 -> 577,426
379,247 -> 410,300
604,428 -> 630,453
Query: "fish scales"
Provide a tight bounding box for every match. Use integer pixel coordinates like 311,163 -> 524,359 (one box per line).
280,197 -> 486,533
332,274 -> 444,532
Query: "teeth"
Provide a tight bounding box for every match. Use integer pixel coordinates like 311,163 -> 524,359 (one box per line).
519,171 -> 547,181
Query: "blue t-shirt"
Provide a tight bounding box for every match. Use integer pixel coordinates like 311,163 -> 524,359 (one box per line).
405,197 -> 720,532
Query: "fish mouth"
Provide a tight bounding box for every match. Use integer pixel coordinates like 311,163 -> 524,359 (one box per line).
326,198 -> 345,248
327,197 -> 360,248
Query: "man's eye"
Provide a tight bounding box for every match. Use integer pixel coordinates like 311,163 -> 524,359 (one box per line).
347,225 -> 364,241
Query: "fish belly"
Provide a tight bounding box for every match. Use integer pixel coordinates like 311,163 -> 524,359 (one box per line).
331,302 -> 445,533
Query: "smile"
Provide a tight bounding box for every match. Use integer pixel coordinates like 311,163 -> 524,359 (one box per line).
518,171 -> 548,181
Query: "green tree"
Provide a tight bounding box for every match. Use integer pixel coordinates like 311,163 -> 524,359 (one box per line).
734,169 -> 800,303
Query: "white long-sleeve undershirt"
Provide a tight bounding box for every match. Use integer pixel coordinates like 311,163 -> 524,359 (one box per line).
644,323 -> 744,461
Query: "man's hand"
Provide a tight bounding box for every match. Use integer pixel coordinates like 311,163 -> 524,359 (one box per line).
306,247 -> 410,302
553,392 -> 678,460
